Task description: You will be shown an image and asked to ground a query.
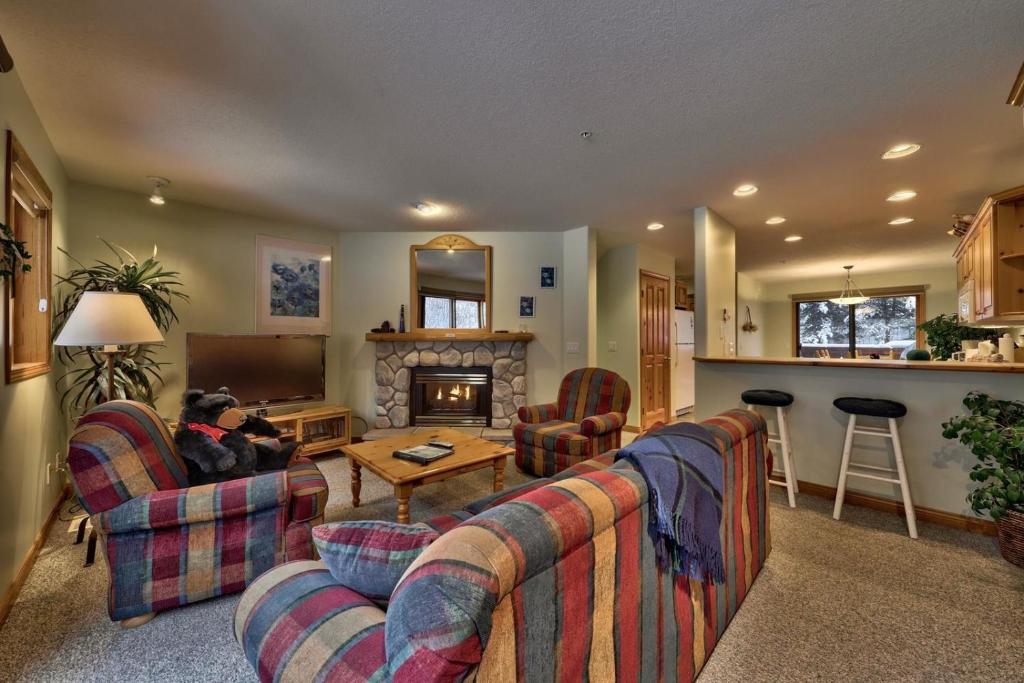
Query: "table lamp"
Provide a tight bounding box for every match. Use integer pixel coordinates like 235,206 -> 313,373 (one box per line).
54,291 -> 165,402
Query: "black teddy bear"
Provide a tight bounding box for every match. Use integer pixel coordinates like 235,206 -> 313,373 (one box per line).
174,387 -> 301,486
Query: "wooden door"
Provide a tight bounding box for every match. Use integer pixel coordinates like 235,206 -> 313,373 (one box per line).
639,270 -> 671,429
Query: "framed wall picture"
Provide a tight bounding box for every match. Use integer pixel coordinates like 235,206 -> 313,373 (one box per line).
540,266 -> 556,289
256,235 -> 332,335
519,295 -> 535,318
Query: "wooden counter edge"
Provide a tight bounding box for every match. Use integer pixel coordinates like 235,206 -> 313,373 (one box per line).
695,356 -> 1024,373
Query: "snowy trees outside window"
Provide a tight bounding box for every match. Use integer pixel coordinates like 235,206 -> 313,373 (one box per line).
797,294 -> 918,358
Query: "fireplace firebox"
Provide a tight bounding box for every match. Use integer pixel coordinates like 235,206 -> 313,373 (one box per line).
411,366 -> 492,427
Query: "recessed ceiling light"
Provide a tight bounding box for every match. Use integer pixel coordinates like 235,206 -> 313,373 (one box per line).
646,222 -> 665,231
882,143 -> 921,159
886,190 -> 917,202
765,216 -> 786,225
147,176 -> 169,205
733,184 -> 758,197
784,235 -> 803,242
412,201 -> 442,217
889,217 -> 914,225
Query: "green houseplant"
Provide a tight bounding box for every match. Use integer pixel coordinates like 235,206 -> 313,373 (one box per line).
942,391 -> 1024,567
916,313 -> 990,360
0,222 -> 32,280
53,240 -> 189,413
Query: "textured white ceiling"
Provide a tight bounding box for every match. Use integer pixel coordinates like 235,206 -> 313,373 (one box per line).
2,1 -> 1023,280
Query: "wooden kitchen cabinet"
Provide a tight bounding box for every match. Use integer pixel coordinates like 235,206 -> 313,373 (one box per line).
955,184 -> 1024,322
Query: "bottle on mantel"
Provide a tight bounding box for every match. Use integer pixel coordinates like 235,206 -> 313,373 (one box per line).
398,305 -> 406,333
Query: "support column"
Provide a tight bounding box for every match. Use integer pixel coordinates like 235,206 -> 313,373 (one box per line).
693,207 -> 737,358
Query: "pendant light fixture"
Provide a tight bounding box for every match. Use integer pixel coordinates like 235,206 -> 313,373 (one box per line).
829,265 -> 869,305
148,176 -> 169,205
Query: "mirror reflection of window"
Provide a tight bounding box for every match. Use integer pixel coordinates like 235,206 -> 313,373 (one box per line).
416,250 -> 486,330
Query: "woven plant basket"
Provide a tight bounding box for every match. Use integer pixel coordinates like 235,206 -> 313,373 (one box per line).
995,510 -> 1024,568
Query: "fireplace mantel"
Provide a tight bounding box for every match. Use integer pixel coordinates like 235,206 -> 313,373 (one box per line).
365,332 -> 534,342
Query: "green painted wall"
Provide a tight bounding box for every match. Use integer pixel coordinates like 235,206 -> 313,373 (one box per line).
0,70 -> 69,598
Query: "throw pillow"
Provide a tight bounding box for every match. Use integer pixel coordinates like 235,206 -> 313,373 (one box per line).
312,521 -> 439,601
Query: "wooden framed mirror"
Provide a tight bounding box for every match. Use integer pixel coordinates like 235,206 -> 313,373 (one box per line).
410,234 -> 491,333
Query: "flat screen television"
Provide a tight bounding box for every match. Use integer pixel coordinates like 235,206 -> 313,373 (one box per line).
186,334 -> 325,408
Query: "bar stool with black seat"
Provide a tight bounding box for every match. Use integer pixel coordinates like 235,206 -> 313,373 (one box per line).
742,389 -> 797,508
832,397 -> 917,539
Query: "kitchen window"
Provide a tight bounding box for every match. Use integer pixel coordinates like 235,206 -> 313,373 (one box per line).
792,289 -> 925,358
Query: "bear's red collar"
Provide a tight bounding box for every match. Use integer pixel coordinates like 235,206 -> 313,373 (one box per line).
186,422 -> 229,442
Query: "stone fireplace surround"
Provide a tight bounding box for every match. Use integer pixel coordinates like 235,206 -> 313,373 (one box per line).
374,340 -> 528,430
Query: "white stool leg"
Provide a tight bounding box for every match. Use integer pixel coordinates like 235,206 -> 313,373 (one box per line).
890,418 -> 918,539
779,405 -> 798,492
833,414 -> 856,520
776,406 -> 796,508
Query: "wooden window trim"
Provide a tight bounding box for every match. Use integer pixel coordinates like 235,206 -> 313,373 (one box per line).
5,131 -> 52,383
790,288 -> 926,357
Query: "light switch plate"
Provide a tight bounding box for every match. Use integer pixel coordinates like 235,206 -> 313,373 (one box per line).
38,298 -> 48,313
608,341 -> 618,352
566,341 -> 580,353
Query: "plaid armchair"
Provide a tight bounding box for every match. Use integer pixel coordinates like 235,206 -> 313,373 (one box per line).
66,400 -> 328,625
513,367 -> 631,476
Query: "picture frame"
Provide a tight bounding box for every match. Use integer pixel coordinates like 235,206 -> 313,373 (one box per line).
256,235 -> 332,335
519,295 -> 535,318
540,266 -> 557,289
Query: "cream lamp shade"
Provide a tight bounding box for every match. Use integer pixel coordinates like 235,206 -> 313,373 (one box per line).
54,291 -> 164,347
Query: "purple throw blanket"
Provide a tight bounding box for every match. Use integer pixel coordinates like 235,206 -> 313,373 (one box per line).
614,422 -> 724,583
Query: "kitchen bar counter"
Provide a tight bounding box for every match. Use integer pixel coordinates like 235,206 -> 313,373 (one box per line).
696,356 -> 1024,373
694,355 -> 1021,527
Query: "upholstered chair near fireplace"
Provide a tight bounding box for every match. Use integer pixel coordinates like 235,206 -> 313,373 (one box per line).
513,367 -> 631,476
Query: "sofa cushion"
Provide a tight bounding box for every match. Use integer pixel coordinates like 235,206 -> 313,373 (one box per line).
513,420 -> 589,455
550,452 -> 616,480
463,477 -> 553,515
422,510 -> 473,534
312,521 -> 439,602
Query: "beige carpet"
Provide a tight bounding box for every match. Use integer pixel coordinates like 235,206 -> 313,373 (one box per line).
0,453 -> 1021,682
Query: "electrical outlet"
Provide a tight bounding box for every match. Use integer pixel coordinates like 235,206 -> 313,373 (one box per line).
566,341 -> 580,354
608,341 -> 618,352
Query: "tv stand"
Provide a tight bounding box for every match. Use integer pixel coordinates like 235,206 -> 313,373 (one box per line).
263,404 -> 351,457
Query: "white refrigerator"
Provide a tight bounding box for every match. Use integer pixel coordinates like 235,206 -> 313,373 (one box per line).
673,309 -> 695,415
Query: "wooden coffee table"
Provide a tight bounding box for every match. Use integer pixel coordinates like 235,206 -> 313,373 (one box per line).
342,428 -> 512,524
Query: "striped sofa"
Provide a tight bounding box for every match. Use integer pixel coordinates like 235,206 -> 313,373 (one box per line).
235,409 -> 770,682
66,400 -> 328,625
514,367 -> 631,477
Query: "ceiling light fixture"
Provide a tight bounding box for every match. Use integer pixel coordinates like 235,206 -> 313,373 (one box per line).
882,143 -> 921,159
147,176 -> 169,206
646,222 -> 665,231
784,235 -> 803,242
886,190 -> 917,202
889,217 -> 914,225
829,265 -> 869,305
733,184 -> 758,197
765,216 -> 786,225
412,201 -> 442,217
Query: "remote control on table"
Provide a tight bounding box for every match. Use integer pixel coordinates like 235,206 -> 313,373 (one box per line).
428,440 -> 454,449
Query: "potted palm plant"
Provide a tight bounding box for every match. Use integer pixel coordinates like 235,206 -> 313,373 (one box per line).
943,392 -> 1024,567
53,240 -> 188,413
